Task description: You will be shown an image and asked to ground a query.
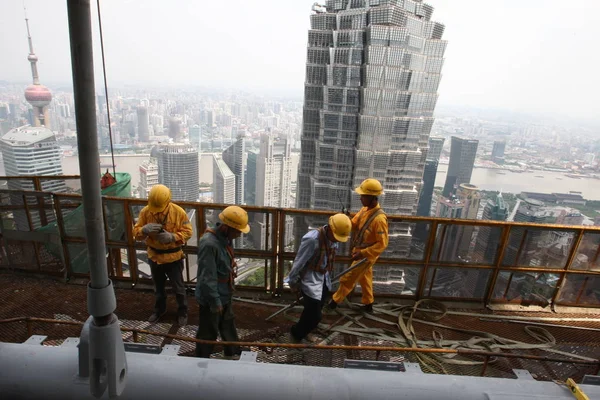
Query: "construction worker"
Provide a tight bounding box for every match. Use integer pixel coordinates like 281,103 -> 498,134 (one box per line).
286,213 -> 352,343
195,205 -> 250,359
328,178 -> 389,313
133,184 -> 193,325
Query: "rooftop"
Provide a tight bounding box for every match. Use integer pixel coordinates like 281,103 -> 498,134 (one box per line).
1,175 -> 600,386
1,125 -> 56,146
1,273 -> 599,382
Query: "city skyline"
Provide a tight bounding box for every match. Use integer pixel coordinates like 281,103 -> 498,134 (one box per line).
0,1 -> 599,122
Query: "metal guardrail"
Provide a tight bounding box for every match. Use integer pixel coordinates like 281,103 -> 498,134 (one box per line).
0,175 -> 599,308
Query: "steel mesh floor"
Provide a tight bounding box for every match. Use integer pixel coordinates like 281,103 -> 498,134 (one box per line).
1,273 -> 599,382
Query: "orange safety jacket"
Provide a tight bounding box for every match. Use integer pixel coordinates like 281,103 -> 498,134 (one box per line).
133,202 -> 193,264
351,204 -> 389,262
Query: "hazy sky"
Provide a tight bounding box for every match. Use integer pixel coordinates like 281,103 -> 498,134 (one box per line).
1,0 -> 599,120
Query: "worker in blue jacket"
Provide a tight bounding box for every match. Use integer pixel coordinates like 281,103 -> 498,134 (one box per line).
286,213 -> 352,343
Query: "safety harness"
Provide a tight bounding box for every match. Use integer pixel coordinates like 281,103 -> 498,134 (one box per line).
305,226 -> 336,275
205,228 -> 237,290
148,207 -> 182,254
351,208 -> 385,250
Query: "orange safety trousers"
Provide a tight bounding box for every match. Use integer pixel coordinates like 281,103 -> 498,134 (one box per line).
332,259 -> 375,305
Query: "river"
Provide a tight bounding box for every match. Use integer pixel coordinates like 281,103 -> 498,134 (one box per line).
3,154 -> 600,200
434,167 -> 600,198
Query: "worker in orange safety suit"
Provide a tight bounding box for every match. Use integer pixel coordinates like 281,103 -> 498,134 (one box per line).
328,178 -> 388,313
133,184 -> 193,326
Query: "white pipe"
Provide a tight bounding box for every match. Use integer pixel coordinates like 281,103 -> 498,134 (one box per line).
1,342 -> 598,400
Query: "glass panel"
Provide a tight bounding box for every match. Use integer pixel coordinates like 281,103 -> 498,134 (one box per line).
492,271 -> 560,304
502,228 -> 576,268
425,267 -> 491,299
283,212 -> 329,253
4,240 -> 37,268
67,242 -> 90,274
385,219 -> 418,260
430,222 -> 499,264
135,249 -> 152,280
106,246 -> 128,278
39,240 -> 63,273
59,197 -> 84,238
572,232 -> 600,271
235,258 -> 271,289
372,264 -> 419,296
103,200 -> 126,242
408,220 -> 431,261
557,274 -> 600,306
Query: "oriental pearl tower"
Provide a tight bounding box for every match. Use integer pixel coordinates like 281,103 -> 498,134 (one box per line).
23,10 -> 52,128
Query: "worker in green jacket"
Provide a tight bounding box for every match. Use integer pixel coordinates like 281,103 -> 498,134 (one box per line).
195,205 -> 250,359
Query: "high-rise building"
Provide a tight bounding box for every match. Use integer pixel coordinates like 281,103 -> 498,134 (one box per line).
584,153 -> 595,164
1,126 -> 67,229
503,198 -> 546,266
213,155 -> 236,204
256,134 -> 292,208
168,117 -> 182,140
136,106 -> 150,142
245,150 -> 258,206
474,192 -> 509,264
414,136 -> 445,242
138,158 -> 158,199
189,125 -> 201,148
297,1 -> 446,255
427,136 -> 445,162
23,12 -> 52,128
443,137 -> 478,197
222,135 -> 245,205
253,134 -> 294,249
416,160 -> 438,218
492,141 -> 506,164
156,143 -> 199,202
453,183 -> 481,259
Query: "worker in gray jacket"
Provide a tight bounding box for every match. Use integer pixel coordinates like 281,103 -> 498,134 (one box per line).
195,206 -> 250,359
285,213 -> 352,343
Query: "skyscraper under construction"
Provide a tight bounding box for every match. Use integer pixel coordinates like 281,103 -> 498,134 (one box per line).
297,0 -> 447,254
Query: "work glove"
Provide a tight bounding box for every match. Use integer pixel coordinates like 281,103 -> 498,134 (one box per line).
156,231 -> 176,244
142,223 -> 162,236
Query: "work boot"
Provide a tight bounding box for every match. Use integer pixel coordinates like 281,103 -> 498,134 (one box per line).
177,313 -> 188,327
327,300 -> 338,310
360,303 -> 374,314
148,310 -> 166,323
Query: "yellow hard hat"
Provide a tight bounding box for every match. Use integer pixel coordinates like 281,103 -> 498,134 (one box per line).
147,184 -> 171,213
355,178 -> 383,196
329,213 -> 352,242
219,206 -> 250,234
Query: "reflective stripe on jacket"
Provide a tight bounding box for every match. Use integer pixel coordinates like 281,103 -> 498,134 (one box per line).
133,202 -> 193,264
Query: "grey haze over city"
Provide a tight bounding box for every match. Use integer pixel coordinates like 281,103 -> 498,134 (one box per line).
1,0 -> 599,121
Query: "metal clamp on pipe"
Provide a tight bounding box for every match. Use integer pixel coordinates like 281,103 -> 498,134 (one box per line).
87,280 -> 117,318
86,280 -> 127,397
88,314 -> 128,398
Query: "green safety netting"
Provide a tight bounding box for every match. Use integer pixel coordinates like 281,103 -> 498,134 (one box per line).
38,172 -> 131,274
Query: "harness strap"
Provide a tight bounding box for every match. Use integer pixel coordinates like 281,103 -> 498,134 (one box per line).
205,228 -> 237,290
149,246 -> 182,254
352,208 -> 385,250
303,226 -> 335,276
